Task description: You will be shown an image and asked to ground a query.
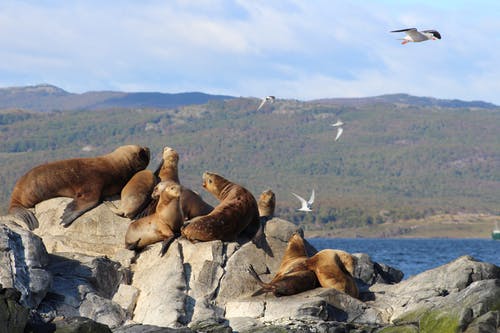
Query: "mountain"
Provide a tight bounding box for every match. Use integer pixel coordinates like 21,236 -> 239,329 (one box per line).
0,88 -> 499,229
0,84 -> 234,111
313,93 -> 498,109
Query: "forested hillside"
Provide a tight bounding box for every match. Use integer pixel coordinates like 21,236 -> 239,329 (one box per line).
1,96 -> 499,230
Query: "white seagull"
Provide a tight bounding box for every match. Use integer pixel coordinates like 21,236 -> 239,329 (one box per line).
391,28 -> 441,45
291,190 -> 315,212
331,120 -> 344,141
256,95 -> 275,111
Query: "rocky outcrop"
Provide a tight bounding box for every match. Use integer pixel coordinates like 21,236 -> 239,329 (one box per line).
0,197 -> 499,332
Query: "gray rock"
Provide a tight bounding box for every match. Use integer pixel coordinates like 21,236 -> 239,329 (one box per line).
353,253 -> 403,290
80,292 -> 126,328
37,252 -> 126,326
464,310 -> 499,333
131,241 -> 187,327
52,316 -> 112,333
114,324 -> 193,332
34,197 -> 130,258
0,219 -> 52,309
2,202 -> 499,333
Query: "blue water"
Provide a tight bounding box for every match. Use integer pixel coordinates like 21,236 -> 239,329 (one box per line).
307,238 -> 500,279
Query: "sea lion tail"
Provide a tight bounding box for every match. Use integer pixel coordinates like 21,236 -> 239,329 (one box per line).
9,207 -> 39,230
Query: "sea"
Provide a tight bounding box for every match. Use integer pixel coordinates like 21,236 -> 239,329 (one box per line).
307,238 -> 500,280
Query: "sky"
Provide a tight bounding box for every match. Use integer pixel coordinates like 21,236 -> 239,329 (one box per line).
1,1 -> 499,103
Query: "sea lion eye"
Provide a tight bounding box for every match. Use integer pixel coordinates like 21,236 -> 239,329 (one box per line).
208,179 -> 212,184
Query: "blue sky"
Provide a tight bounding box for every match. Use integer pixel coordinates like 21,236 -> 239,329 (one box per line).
1,1 -> 499,103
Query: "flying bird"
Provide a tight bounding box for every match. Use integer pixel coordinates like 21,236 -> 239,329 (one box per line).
291,190 -> 315,212
256,96 -> 275,111
331,120 -> 344,141
391,28 -> 441,45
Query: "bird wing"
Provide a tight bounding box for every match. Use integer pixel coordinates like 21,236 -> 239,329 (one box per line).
335,127 -> 343,141
292,192 -> 308,210
308,189 -> 315,206
390,28 -> 417,33
391,28 -> 424,40
331,120 -> 343,127
256,98 -> 267,111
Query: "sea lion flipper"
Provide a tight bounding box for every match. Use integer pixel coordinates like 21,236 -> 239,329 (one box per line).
60,200 -> 99,227
104,201 -> 126,217
159,235 -> 176,257
10,207 -> 39,230
247,265 -> 274,296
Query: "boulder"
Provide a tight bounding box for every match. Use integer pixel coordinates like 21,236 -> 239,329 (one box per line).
0,285 -> 30,333
34,197 -> 130,258
0,218 -> 51,309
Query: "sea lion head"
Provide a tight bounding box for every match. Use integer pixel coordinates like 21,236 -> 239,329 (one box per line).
152,180 -> 181,199
258,189 -> 276,217
202,171 -> 230,197
162,146 -> 179,166
161,182 -> 182,200
113,145 -> 151,170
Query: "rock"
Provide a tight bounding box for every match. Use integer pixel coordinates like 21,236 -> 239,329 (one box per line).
464,310 -> 499,333
0,285 -> 30,333
37,252 -> 126,327
0,218 -> 52,309
113,284 -> 140,315
51,316 -> 112,333
2,202 -> 499,332
114,324 -> 193,332
353,253 -> 403,292
131,241 -> 187,327
34,197 -> 130,258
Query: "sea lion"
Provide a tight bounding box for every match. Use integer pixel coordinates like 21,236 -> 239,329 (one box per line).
140,146 -> 213,219
248,232 -> 318,296
152,180 -> 213,221
305,249 -> 359,298
258,189 -> 276,219
154,146 -> 180,183
125,180 -> 183,255
109,169 -> 156,219
181,171 -> 261,242
9,145 -> 150,230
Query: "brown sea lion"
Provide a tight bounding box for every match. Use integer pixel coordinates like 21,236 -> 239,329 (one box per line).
9,145 -> 150,230
248,232 -> 318,296
141,146 -> 213,219
125,180 -> 183,255
305,249 -> 359,298
110,169 -> 156,219
181,171 -> 261,242
257,189 -> 276,219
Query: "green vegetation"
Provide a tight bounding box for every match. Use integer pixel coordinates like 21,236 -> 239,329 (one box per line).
1,97 -> 499,231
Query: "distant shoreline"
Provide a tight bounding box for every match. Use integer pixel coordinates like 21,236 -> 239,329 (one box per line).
304,213 -> 499,240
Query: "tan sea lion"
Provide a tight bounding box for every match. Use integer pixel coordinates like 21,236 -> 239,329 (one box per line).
110,169 -> 156,219
125,180 -> 183,255
248,232 -> 318,296
305,249 -> 359,298
154,146 -> 180,183
141,146 -> 213,219
181,171 -> 261,242
9,145 -> 150,230
258,189 -> 276,219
